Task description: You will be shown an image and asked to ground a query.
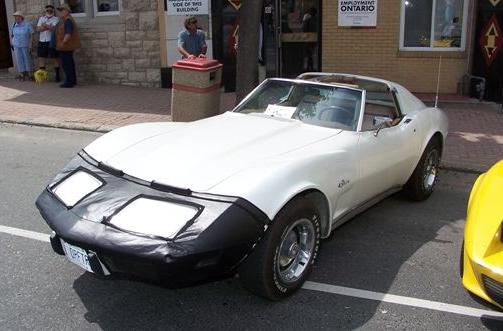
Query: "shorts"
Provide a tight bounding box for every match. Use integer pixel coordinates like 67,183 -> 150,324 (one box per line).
37,42 -> 59,58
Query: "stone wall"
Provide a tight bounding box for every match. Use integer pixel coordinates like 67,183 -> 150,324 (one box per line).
12,0 -> 162,87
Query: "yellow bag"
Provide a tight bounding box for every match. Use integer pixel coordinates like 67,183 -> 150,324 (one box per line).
34,69 -> 49,84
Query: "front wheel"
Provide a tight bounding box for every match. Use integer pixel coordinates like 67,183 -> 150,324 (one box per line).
406,140 -> 441,201
238,197 -> 321,300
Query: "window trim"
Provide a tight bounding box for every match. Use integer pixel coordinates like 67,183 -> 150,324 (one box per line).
399,0 -> 469,52
93,0 -> 121,17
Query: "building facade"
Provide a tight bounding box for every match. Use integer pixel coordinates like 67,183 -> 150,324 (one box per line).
1,1 -> 502,100
3,0 -> 162,87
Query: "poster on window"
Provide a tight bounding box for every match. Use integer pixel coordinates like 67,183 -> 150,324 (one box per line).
338,0 -> 378,27
166,0 -> 209,15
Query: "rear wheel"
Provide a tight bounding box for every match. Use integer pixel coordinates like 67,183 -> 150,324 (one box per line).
406,140 -> 441,201
238,197 -> 321,300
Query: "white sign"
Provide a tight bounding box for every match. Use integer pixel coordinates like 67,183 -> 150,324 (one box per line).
264,105 -> 297,119
338,0 -> 378,27
166,0 -> 209,15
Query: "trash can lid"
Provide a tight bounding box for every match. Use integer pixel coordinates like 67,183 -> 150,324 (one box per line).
173,58 -> 223,71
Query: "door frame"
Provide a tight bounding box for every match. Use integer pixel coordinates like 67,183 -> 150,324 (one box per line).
272,0 -> 322,78
3,0 -> 14,68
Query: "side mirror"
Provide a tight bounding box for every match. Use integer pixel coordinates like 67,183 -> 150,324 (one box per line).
373,116 -> 392,137
373,116 -> 390,127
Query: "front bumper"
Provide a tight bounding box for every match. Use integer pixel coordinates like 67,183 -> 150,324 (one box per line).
462,245 -> 503,310
36,152 -> 270,282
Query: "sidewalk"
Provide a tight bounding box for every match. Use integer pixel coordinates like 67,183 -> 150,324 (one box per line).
0,78 -> 502,173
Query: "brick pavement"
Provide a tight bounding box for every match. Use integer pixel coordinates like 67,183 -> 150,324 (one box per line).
440,103 -> 503,172
0,78 -> 502,173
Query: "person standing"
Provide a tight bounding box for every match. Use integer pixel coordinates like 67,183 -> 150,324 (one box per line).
177,16 -> 207,59
10,11 -> 34,81
302,7 -> 317,72
56,4 -> 80,88
36,5 -> 60,82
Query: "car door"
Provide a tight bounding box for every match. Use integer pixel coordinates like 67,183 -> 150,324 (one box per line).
355,88 -> 420,204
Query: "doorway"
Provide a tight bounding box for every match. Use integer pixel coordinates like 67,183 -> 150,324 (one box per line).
471,1 -> 503,101
0,0 -> 13,68
273,0 -> 321,77
211,0 -> 321,91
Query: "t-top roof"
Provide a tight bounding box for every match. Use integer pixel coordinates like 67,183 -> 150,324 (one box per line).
298,73 -> 392,93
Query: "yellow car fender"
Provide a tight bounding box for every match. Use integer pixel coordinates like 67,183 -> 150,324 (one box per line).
462,160 -> 503,309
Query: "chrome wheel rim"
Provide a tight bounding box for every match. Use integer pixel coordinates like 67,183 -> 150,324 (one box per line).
423,149 -> 439,191
276,218 -> 316,284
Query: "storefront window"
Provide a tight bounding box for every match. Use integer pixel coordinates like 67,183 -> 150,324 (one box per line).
401,0 -> 467,50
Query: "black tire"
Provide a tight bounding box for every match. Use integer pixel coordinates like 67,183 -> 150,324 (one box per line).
238,197 -> 321,300
406,139 -> 441,201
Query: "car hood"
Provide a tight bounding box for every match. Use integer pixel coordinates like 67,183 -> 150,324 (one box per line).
84,112 -> 342,192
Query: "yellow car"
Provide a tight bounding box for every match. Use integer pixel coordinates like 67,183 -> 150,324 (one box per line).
462,159 -> 503,309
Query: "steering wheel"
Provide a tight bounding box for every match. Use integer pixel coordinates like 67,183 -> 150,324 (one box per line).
317,106 -> 354,127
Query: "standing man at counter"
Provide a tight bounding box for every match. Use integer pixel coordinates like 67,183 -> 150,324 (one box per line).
177,16 -> 207,59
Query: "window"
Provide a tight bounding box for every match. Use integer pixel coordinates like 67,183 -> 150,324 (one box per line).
64,0 -> 86,17
234,80 -> 363,131
400,0 -> 468,51
361,90 -> 400,131
63,0 -> 120,18
94,0 -> 120,16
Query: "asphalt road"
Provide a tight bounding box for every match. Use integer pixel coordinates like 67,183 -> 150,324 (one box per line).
0,123 -> 502,331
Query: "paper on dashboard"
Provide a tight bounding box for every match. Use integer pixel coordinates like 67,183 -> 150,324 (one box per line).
264,105 -> 296,119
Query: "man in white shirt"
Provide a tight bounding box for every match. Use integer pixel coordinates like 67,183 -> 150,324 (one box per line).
36,5 -> 60,82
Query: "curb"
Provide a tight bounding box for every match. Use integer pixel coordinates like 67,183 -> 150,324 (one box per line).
0,119 -> 118,133
439,165 -> 484,175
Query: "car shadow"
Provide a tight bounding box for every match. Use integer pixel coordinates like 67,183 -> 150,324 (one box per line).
71,171 -> 501,329
481,316 -> 503,331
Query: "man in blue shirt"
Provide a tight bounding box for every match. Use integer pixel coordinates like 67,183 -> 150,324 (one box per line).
177,16 -> 207,59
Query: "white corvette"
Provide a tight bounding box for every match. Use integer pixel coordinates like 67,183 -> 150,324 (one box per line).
36,73 -> 448,300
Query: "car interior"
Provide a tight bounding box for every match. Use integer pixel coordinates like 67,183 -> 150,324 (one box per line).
291,86 -> 361,130
361,90 -> 402,131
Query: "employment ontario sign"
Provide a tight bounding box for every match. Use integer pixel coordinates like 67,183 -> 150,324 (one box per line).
338,0 -> 377,27
166,0 -> 209,15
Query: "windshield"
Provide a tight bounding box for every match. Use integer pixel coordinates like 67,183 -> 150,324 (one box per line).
234,79 -> 363,131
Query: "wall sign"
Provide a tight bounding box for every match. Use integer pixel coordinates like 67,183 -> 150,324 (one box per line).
227,0 -> 242,11
338,0 -> 378,27
166,0 -> 209,15
479,14 -> 503,66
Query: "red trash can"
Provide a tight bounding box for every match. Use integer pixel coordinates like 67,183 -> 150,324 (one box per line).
171,58 -> 223,122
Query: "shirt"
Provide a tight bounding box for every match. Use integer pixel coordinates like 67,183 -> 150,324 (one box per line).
11,20 -> 34,48
64,19 -> 74,34
37,15 -> 59,42
177,29 -> 207,56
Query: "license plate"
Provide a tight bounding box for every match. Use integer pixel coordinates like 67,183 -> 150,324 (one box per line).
61,240 -> 94,273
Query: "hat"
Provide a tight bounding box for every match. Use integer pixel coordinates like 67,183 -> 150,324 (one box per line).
57,3 -> 71,12
13,11 -> 24,17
